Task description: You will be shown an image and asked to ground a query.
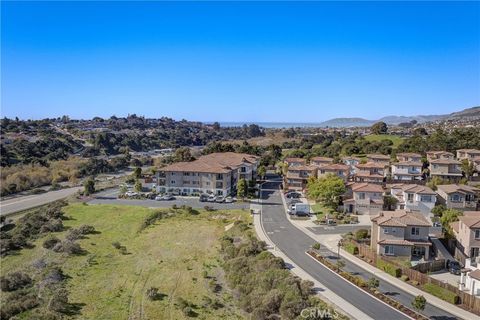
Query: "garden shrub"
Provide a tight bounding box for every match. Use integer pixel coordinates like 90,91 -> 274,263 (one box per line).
422,283 -> 460,304
377,259 -> 401,277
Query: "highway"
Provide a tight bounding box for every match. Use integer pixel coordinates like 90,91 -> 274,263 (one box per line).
0,187 -> 82,216
260,176 -> 457,320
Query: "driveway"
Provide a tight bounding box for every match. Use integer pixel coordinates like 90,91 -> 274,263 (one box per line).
89,188 -> 250,210
259,174 -> 457,320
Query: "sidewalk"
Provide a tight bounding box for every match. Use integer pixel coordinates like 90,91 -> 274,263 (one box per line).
280,195 -> 477,320
251,212 -> 375,320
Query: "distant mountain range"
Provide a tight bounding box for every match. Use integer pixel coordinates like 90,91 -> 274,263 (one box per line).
317,106 -> 480,127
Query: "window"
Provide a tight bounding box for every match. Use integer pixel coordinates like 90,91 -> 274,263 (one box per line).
383,227 -> 390,234
320,170 -> 325,174
475,230 -> 480,240
407,193 -> 414,201
359,193 -> 365,200
241,167 -> 246,173
466,194 -> 474,202
183,172 -> 190,176
206,182 -> 210,186
170,180 -> 176,184
451,194 -> 461,202
385,246 -> 394,255
411,227 -> 420,236
420,195 -> 432,202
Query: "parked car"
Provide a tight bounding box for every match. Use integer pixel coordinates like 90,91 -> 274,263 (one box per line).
224,196 -> 234,203
199,194 -> 209,202
154,195 -> 163,201
326,219 -> 337,226
447,260 -> 462,275
286,192 -> 301,199
288,199 -> 302,205
207,195 -> 216,202
125,191 -> 138,197
215,196 -> 225,203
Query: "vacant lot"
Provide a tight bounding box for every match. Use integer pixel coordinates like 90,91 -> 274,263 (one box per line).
1,203 -> 249,319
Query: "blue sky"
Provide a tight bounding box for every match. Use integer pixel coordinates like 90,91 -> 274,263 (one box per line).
1,1 -> 479,122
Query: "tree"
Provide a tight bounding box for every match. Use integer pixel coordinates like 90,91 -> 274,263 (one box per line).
441,209 -> 463,238
83,177 -> 95,196
133,167 -> 142,179
336,259 -> 345,272
383,195 -> 398,211
367,277 -> 379,290
119,185 -> 128,194
174,147 -> 194,162
257,165 -> 266,180
134,180 -> 142,192
371,122 -> 388,135
412,295 -> 426,312
431,204 -> 447,217
461,159 -> 475,180
237,178 -> 247,199
307,174 -> 346,210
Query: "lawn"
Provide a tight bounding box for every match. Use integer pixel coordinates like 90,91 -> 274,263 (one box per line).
363,134 -> 404,148
1,203 -> 249,319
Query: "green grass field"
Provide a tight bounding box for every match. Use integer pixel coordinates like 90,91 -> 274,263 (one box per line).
363,134 -> 404,148
1,203 -> 250,319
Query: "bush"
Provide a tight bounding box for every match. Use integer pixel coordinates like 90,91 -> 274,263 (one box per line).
312,243 -> 321,250
146,287 -> 160,300
354,229 -> 369,240
377,259 -> 401,278
422,283 -> 460,304
400,275 -> 409,282
112,241 -> 121,249
0,271 -> 32,292
344,242 -> 359,255
43,235 -> 61,249
0,291 -> 39,319
52,240 -> 83,255
78,224 -> 96,234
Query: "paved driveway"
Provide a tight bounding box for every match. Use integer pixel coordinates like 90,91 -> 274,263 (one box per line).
89,188 -> 250,210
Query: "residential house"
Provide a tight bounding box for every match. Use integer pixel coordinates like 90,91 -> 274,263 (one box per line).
459,258 -> 480,296
354,162 -> 385,183
451,211 -> 480,261
457,149 -> 480,162
310,156 -> 334,167
389,184 -> 436,217
429,159 -> 463,181
284,157 -> 306,167
391,161 -> 423,181
316,163 -> 350,182
426,151 -> 455,162
371,210 -> 432,260
157,152 -> 259,196
342,156 -> 361,176
396,152 -> 422,162
284,165 -> 317,191
343,183 -> 384,215
367,154 -> 391,165
436,185 -> 480,211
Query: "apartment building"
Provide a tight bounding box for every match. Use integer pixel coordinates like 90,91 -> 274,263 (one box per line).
389,184 -> 436,217
371,210 -> 432,260
426,151 -> 455,162
310,156 -> 334,167
436,185 -> 480,211
429,158 -> 463,181
354,162 -> 385,183
343,183 -> 384,215
284,165 -> 317,191
317,163 -> 350,182
157,152 -> 259,196
451,211 -> 480,262
391,161 -> 424,181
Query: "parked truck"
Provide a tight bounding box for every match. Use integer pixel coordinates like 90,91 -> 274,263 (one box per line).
291,203 -> 310,216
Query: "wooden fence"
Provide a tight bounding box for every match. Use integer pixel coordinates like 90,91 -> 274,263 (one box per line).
350,240 -> 480,314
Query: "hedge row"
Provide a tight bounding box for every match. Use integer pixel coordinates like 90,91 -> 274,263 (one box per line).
343,242 -> 359,255
376,259 -> 402,278
422,283 -> 460,305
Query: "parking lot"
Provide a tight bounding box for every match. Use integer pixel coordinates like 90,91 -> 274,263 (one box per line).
89,188 -> 250,210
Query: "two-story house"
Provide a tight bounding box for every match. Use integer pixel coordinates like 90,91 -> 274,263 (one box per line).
284,157 -> 306,167
158,152 -> 259,196
367,154 -> 391,165
354,162 -> 385,183
451,211 -> 480,263
429,159 -> 463,181
436,185 -> 480,211
343,183 -> 384,215
389,184 -> 436,217
284,165 -> 317,191
391,161 -> 424,181
310,156 -> 334,167
371,210 -> 432,260
316,163 -> 350,182
459,258 -> 480,296
396,152 -> 422,162
426,151 -> 455,162
342,156 -> 361,176
457,149 -> 480,162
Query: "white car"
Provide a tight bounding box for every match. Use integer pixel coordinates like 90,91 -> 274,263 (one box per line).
207,195 -> 216,202
154,195 -> 163,201
224,196 -> 234,203
125,191 -> 138,197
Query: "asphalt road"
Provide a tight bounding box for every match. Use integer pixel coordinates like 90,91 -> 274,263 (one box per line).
260,176 -> 457,320
89,188 -> 250,210
0,187 -> 82,216
307,225 -> 367,235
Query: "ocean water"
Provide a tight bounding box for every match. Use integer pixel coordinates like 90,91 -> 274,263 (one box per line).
215,122 -> 325,128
